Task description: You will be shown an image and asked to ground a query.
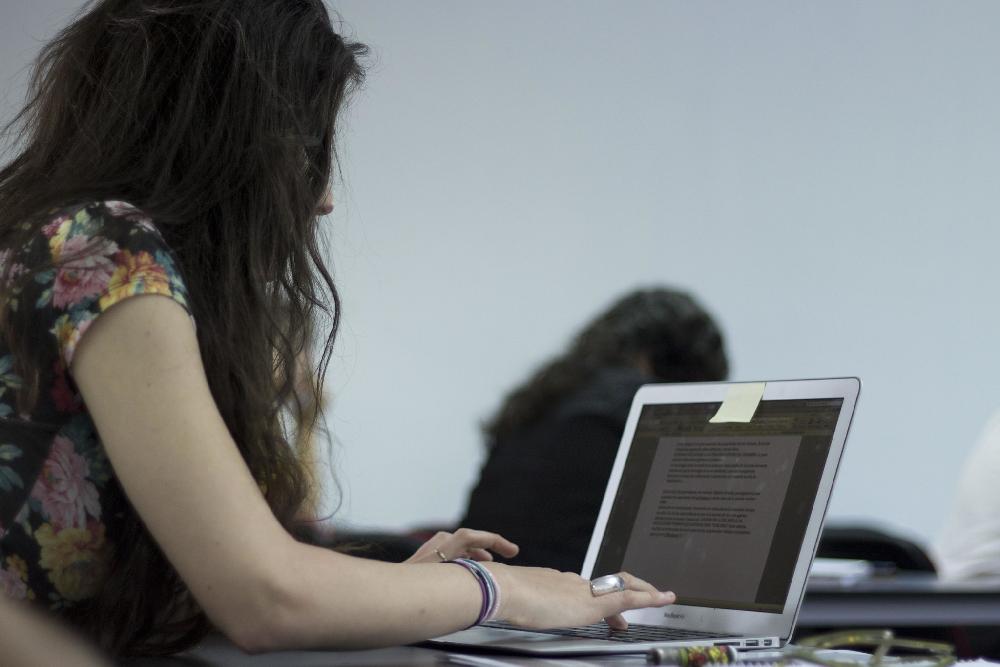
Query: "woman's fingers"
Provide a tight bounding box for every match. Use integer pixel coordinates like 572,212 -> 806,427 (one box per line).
451,528 -> 519,559
405,528 -> 520,564
403,531 -> 453,563
490,564 -> 676,631
598,572 -> 675,623
617,572 -> 660,595
605,612 -> 628,631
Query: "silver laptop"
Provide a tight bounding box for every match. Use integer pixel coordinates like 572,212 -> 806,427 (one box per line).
430,378 -> 860,655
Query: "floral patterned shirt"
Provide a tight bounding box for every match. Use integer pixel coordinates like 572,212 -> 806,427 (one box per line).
0,201 -> 191,608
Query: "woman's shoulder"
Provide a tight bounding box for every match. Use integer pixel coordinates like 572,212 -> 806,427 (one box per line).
552,366 -> 649,423
27,200 -> 193,367
37,198 -> 188,304
41,200 -> 165,251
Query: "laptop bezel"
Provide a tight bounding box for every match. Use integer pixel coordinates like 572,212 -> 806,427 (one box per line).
579,377 -> 861,643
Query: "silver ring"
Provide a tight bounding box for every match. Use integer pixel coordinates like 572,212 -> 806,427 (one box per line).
589,574 -> 626,597
434,548 -> 449,562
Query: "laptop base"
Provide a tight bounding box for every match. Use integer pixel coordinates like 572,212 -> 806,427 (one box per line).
427,624 -> 780,656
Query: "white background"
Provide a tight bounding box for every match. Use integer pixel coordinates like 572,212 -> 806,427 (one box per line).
2,1 -> 998,547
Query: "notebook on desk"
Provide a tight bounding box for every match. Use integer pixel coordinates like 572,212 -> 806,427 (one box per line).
429,378 -> 861,655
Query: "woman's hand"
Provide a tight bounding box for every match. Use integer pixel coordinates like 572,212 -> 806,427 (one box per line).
486,563 -> 675,631
405,528 -> 520,564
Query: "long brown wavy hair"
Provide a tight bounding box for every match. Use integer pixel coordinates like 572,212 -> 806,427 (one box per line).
484,288 -> 729,443
0,0 -> 365,656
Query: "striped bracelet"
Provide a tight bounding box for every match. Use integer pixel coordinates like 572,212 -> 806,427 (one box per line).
448,558 -> 501,627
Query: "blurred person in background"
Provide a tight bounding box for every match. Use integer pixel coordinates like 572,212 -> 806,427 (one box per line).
461,288 -> 729,573
935,410 -> 1000,580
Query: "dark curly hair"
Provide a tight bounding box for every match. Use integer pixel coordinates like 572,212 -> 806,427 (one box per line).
0,0 -> 365,656
484,288 -> 729,442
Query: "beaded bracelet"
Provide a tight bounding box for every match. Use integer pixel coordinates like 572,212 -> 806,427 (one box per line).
448,558 -> 501,627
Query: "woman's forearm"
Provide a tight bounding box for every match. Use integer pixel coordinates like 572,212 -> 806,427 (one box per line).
0,598 -> 110,666
253,541 -> 483,651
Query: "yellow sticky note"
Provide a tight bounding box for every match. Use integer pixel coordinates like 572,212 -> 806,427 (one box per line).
709,382 -> 766,424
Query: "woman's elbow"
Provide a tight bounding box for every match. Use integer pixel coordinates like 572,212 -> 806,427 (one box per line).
207,565 -> 302,654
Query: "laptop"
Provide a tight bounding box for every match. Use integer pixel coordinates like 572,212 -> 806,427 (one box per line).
430,377 -> 861,655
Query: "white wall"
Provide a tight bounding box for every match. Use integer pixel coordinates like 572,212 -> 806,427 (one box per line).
2,2 -> 998,546
324,0 -> 1000,544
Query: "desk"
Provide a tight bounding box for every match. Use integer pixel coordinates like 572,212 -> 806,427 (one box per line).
800,575 -> 1000,628
798,575 -> 1000,658
128,637 -> 650,666
128,577 -> 1000,666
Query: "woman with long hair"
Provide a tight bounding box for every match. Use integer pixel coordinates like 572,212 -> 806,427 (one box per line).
463,289 -> 729,572
0,0 -> 673,657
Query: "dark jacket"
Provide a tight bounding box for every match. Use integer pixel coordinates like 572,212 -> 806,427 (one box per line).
460,367 -> 647,573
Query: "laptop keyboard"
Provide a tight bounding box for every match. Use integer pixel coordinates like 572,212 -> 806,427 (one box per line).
483,620 -> 731,644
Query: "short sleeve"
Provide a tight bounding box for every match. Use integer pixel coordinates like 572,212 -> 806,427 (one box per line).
34,201 -> 193,368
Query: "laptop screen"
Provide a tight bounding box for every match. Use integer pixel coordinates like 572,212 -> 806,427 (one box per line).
591,398 -> 844,614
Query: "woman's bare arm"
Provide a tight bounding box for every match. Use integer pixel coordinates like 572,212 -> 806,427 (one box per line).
71,295 -> 672,652
0,596 -> 110,667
